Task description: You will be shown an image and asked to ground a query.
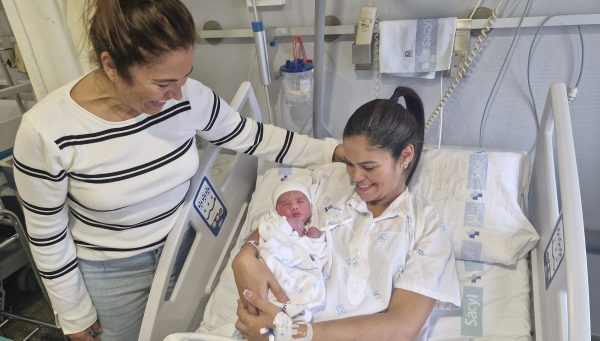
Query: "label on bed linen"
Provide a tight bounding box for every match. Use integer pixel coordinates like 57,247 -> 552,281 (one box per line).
460,240 -> 482,261
193,176 -> 227,237
467,153 -> 488,190
461,286 -> 483,336
544,216 -> 565,289
464,202 -> 484,228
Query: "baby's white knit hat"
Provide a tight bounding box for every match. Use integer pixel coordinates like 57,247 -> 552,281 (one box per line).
272,178 -> 311,209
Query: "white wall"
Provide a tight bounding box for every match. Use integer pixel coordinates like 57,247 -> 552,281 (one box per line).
183,0 -> 600,333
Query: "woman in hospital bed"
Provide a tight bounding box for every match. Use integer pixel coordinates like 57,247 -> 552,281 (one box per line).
233,87 -> 461,341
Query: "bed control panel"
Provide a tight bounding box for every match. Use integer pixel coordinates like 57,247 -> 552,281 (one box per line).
193,176 -> 228,237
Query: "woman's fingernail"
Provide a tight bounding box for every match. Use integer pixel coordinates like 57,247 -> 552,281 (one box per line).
243,289 -> 253,299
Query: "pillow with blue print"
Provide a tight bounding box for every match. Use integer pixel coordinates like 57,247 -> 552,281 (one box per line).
410,146 -> 539,266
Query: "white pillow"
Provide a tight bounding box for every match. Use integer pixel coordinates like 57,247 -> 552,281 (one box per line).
410,147 -> 539,265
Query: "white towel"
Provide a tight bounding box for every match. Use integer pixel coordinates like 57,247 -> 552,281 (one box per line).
379,18 -> 457,79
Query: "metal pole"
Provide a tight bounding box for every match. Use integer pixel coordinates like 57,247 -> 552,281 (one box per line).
0,234 -> 18,251
0,310 -> 60,330
313,0 -> 326,138
250,0 -> 275,124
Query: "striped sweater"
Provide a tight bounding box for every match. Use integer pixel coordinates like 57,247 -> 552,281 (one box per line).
13,77 -> 337,334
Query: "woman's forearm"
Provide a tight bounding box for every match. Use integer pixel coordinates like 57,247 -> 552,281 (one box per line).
232,230 -> 259,269
232,229 -> 288,303
310,288 -> 435,341
311,313 -> 412,341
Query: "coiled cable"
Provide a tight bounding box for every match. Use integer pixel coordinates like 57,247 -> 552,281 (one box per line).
425,0 -> 505,132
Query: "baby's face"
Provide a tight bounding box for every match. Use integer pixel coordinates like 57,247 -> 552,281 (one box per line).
275,191 -> 311,222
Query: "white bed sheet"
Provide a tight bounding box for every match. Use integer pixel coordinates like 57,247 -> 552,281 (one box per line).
165,149 -> 535,340
166,251 -> 533,341
186,251 -> 533,341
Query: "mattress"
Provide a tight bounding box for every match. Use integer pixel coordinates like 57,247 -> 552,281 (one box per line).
166,148 -> 535,340
189,254 -> 533,341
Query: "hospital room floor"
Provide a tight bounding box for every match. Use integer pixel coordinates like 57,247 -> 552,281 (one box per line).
1,270 -> 65,341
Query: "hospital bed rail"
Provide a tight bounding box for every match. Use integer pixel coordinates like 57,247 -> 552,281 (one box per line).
528,81 -> 590,340
139,82 -> 263,341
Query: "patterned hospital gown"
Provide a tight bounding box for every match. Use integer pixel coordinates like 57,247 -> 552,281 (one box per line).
310,163 -> 461,339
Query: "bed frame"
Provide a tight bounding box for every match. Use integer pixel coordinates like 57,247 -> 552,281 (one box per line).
139,82 -> 260,341
528,82 -> 590,340
139,81 -> 591,341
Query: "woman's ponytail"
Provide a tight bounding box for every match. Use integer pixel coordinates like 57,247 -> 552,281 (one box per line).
389,86 -> 425,133
389,86 -> 425,184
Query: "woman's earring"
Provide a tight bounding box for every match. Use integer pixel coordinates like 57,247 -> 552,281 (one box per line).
401,161 -> 409,169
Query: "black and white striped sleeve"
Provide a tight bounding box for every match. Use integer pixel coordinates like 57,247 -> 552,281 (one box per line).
12,115 -> 97,334
191,85 -> 338,168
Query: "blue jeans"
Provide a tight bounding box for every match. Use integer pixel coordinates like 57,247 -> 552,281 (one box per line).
78,228 -> 194,341
78,249 -> 161,341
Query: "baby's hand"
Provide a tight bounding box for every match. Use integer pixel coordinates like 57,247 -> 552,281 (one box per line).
305,226 -> 321,238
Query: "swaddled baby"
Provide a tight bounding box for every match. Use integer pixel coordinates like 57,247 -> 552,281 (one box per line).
273,180 -> 321,239
256,179 -> 328,323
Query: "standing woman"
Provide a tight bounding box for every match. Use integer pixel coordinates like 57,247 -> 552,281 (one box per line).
12,1 -> 340,340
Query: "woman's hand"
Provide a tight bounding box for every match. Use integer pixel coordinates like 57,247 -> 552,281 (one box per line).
67,321 -> 102,341
232,242 -> 289,315
235,290 -> 282,341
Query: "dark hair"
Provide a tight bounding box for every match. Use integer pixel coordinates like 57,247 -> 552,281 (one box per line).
85,0 -> 197,83
343,86 -> 425,184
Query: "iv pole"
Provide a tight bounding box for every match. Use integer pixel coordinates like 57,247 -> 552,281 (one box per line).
250,0 -> 275,124
313,0 -> 327,139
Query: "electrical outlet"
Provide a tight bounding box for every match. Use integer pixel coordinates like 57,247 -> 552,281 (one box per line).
246,0 -> 286,6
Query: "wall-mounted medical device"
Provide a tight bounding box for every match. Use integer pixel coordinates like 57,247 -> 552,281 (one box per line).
352,4 -> 377,70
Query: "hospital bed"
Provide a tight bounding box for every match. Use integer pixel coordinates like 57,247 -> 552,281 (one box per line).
139,81 -> 590,341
